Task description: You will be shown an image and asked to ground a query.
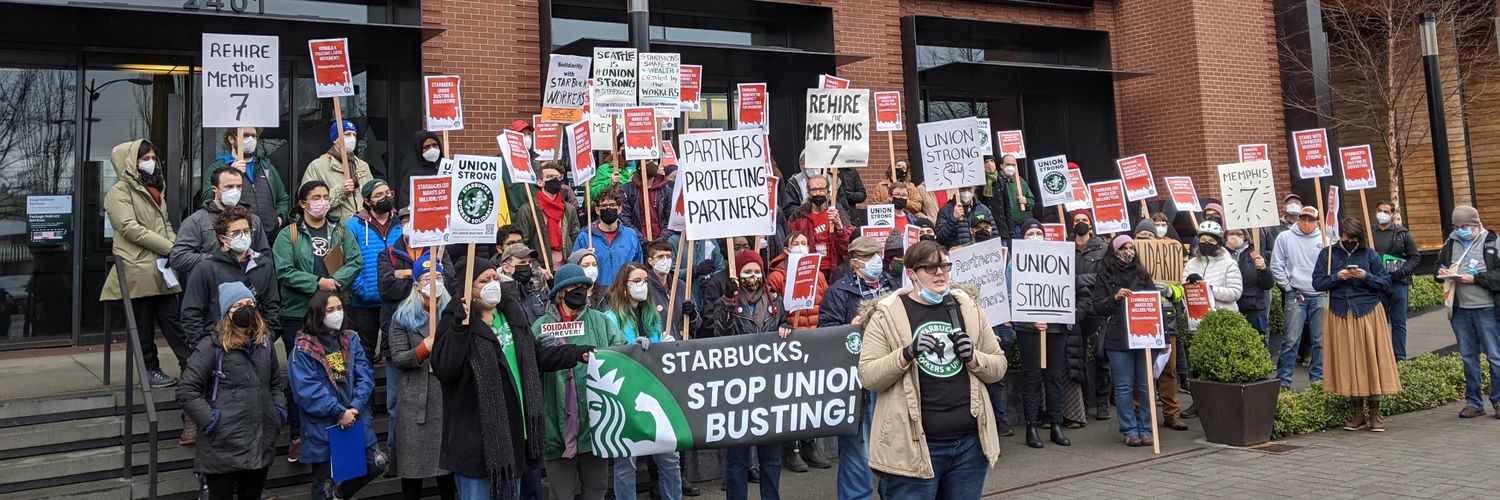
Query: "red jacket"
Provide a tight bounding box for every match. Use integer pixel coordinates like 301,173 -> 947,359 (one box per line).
766,252 -> 829,330
786,206 -> 853,271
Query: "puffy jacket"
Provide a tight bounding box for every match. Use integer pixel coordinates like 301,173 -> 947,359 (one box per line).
1231,245 -> 1275,314
869,180 -> 938,221
1373,224 -> 1421,284
767,252 -> 829,330
302,148 -> 374,222
101,140 -> 179,301
200,153 -> 290,238
181,249 -> 281,345
936,200 -> 994,248
272,216 -> 363,320
1183,249 -> 1244,311
169,200 -> 270,280
818,271 -> 898,328
532,307 -> 625,459
289,329 -> 376,464
177,333 -> 285,474
1314,244 -> 1390,317
572,224 -> 644,287
1083,258 -> 1157,352
589,161 -> 637,203
515,190 -> 582,271
347,211 -> 403,308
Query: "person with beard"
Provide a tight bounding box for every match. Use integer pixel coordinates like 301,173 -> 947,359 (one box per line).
936,186 -> 993,248
572,188 -> 643,288
302,120 -> 374,222
779,152 -> 869,227
1317,220 -> 1401,431
515,162 -> 582,272
1082,236 -> 1162,447
787,175 -> 854,278
172,166 -> 270,279
347,179 -> 403,361
1069,210 -> 1112,420
1271,206 -> 1330,389
399,131 -> 445,209
620,160 -> 673,238
199,127 -> 290,242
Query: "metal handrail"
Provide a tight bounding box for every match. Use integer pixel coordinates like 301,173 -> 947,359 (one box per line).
110,256 -> 159,499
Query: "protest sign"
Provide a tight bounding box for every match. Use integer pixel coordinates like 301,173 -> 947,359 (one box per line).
1293,128 -> 1333,179
1326,185 -> 1341,238
592,48 -> 637,115
1089,180 -> 1130,234
819,74 -> 851,89
662,141 -> 679,168
667,179 -> 687,232
543,321 -> 586,339
679,129 -> 774,240
568,121 -> 596,185
590,113 -> 616,151
423,75 -> 463,132
903,225 -> 922,251
307,38 -> 353,98
950,238 -> 1010,325
499,130 -> 535,184
1183,281 -> 1213,330
1064,167 -> 1092,212
1033,155 -> 1073,207
1010,239 -> 1075,324
1116,154 -> 1157,201
1340,145 -> 1376,191
736,83 -> 768,130
873,91 -> 902,132
1238,143 -> 1269,163
1217,160 -> 1279,230
639,53 -> 681,117
407,176 -> 450,248
1164,176 -> 1202,213
447,155 -> 504,244
866,204 -> 895,228
584,326 -> 864,457
861,227 -> 893,248
542,54 -> 591,123
783,253 -> 823,313
1126,291 -> 1166,349
1042,223 -> 1066,242
918,117 -> 985,191
680,65 -> 703,112
804,89 -> 869,169
623,107 -> 661,160
976,118 -> 993,156
997,130 -> 1026,159
202,33 -> 279,128
766,176 -> 780,225
532,116 -> 562,161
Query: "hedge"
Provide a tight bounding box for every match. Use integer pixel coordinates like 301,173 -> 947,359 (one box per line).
1270,275 -> 1443,335
1272,353 -> 1489,438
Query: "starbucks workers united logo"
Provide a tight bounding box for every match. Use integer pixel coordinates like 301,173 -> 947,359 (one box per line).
586,351 -> 694,458
1043,171 -> 1067,196
457,181 -> 494,224
912,322 -> 961,378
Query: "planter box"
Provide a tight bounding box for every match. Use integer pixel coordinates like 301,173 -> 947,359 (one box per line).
1189,377 -> 1280,447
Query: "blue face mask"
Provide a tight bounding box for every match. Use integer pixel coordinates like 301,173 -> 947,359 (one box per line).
1458,228 -> 1475,241
861,255 -> 883,280
916,277 -> 950,305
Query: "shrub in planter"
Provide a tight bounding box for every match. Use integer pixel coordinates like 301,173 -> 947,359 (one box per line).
1408,275 -> 1444,311
1189,310 -> 1274,383
1188,310 -> 1278,446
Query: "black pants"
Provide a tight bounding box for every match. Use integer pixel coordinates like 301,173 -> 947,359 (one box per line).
278,320 -> 302,436
131,294 -> 192,373
401,475 -> 456,500
1086,327 -> 1112,408
346,306 -> 382,361
204,467 -> 269,500
1020,328 -> 1066,425
311,459 -> 385,500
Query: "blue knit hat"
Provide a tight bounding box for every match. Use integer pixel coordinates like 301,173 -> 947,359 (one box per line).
330,120 -> 357,143
550,263 -> 593,298
218,282 -> 254,318
412,252 -> 444,283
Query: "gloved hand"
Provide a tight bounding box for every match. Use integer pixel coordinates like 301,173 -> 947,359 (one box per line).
635,336 -> 652,351
952,331 -> 975,365
681,301 -> 698,321
574,346 -> 596,362
903,333 -> 940,363
661,334 -> 677,342
693,259 -> 717,278
721,275 -> 738,300
1186,273 -> 1203,284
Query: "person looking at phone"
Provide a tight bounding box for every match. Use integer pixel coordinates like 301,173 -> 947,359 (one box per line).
1314,219 -> 1401,431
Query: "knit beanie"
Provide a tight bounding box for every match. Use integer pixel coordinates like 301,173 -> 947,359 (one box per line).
218,282 -> 254,319
1454,206 -> 1482,227
733,250 -> 764,275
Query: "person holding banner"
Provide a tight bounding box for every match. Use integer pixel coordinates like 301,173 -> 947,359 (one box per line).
303,120 -> 373,222
1014,222 -> 1073,449
289,291 -> 387,500
572,189 -> 643,288
1225,229 -> 1276,351
1083,236 -> 1161,447
936,187 -> 993,248
386,257 -> 458,500
984,154 -> 1035,239
786,176 -> 853,278
1314,219 -> 1400,431
200,127 -> 291,243
1434,206 -> 1500,420
768,232 -> 828,331
1371,201 -> 1421,361
1271,206 -> 1329,389
515,162 -> 582,271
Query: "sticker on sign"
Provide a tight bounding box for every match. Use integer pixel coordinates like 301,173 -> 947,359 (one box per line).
542,321 -> 586,339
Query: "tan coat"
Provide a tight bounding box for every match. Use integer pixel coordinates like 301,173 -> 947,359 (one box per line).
870,180 -> 940,221
100,140 -> 180,301
857,286 -> 1006,480
301,149 -> 373,222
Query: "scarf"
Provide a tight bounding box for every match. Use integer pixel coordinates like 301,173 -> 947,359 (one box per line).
467,306 -> 518,500
536,190 -> 567,251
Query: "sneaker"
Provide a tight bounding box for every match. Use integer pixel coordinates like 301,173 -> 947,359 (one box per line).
148,371 -> 177,388
288,436 -> 302,463
1124,435 -> 1142,447
1094,404 -> 1112,421
179,415 -> 197,446
1163,416 -> 1189,431
747,466 -> 760,484
682,483 -> 702,497
1460,406 -> 1486,419
1139,434 -> 1154,447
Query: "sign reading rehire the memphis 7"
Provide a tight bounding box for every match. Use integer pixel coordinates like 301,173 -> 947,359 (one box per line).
202,33 -> 279,128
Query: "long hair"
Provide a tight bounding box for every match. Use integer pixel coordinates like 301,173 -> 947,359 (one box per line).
605,263 -> 655,333
217,307 -> 268,352
392,278 -> 452,333
303,290 -> 342,335
136,140 -> 165,189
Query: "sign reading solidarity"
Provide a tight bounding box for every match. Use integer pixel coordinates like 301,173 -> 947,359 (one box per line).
583,326 -> 864,457
1033,155 -> 1073,207
1010,239 -> 1076,324
950,238 -> 1010,325
1164,176 -> 1202,213
1340,145 -> 1377,191
976,118 -> 993,156
997,130 -> 1026,159
1293,128 -> 1333,179
447,154 -> 504,244
918,117 -> 985,191
783,253 -> 823,313
568,121 -> 596,185
201,33 -> 279,128
638,53 -> 681,117
543,321 -> 586,339
499,130 -> 535,184
1117,154 -> 1157,201
873,91 -> 902,132
736,83 -> 768,130
423,75 -> 463,132
866,204 -> 895,228
592,48 -> 637,115
680,65 -> 703,112
1126,291 -> 1165,349
1183,281 -> 1214,330
542,54 -> 591,123
408,175 -> 451,248
819,74 -> 851,89
1217,160 -> 1279,230
1089,180 -> 1130,235
1239,144 -> 1269,163
679,129 -> 774,240
532,117 -> 563,161
623,107 -> 661,160
307,38 -> 353,98
804,89 -> 869,169
1064,167 -> 1093,212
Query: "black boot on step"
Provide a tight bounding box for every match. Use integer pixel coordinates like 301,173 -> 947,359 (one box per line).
1025,424 -> 1043,449
1050,425 -> 1072,446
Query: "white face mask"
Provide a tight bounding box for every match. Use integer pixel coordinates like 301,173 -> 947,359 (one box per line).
1154,224 -> 1168,237
1227,235 -> 1246,250
1003,165 -> 1017,177
788,245 -> 809,255
629,281 -> 649,301
228,233 -> 252,253
422,147 -> 441,163
418,279 -> 444,297
523,135 -> 534,151
480,281 -> 504,307
959,191 -> 975,203
138,160 -> 156,176
342,136 -> 358,152
582,266 -> 599,282
1376,212 -> 1393,225
806,168 -> 823,177
242,137 -> 257,155
220,187 -> 242,207
1285,203 -> 1302,215
653,258 -> 673,275
322,310 -> 344,330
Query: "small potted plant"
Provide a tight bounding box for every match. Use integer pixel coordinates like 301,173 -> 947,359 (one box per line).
1188,309 -> 1278,446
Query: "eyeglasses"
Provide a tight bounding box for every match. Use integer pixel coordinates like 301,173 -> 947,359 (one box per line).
598,203 -> 620,210
627,278 -> 648,286
913,263 -> 953,274
226,228 -> 254,238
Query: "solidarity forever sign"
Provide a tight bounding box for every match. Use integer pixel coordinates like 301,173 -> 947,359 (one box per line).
804,89 -> 869,169
680,65 -> 703,112
783,253 -> 823,313
997,130 -> 1026,159
592,48 -> 637,115
873,91 -> 902,132
1010,239 -> 1075,324
638,53 -> 681,117
623,107 -> 660,160
447,155 -> 505,243
918,117 -> 985,191
542,54 -> 591,123
584,326 -> 864,458
736,83 -> 768,130
423,75 -> 463,132
1117,154 -> 1157,201
568,121 -> 596,185
407,175 -> 450,248
1293,128 -> 1333,179
1090,180 -> 1130,234
1164,176 -> 1202,213
1340,145 -> 1377,191
1217,160 -> 1279,230
1126,291 -> 1165,349
202,33 -> 279,128
1033,155 -> 1072,207
950,238 -> 1010,325
679,129 -> 774,240
307,38 -> 353,98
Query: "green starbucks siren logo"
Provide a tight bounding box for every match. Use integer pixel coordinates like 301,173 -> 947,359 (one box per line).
1043,171 -> 1067,195
457,181 -> 494,224
912,322 -> 961,378
585,351 -> 693,458
845,330 -> 862,355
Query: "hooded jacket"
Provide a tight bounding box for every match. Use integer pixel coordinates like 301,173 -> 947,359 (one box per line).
1271,223 -> 1326,295
402,130 -> 443,209
101,140 -> 179,301
347,210 -> 404,309
1083,256 -> 1158,352
181,249 -> 281,345
200,153 -> 290,238
272,215 -> 363,320
302,146 -> 374,223
1231,244 -> 1276,314
169,199 -> 270,280
176,331 -> 285,475
1183,248 -> 1244,311
289,328 -> 376,463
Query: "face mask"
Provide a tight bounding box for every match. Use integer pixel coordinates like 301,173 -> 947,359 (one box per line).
1003,165 -> 1017,177
916,276 -> 949,305
342,136 -> 358,152
1285,203 -> 1302,215
959,191 -> 975,203
1026,234 -> 1045,241
1228,235 -> 1246,250
599,208 -> 619,225
512,264 -> 534,284
895,168 -> 907,181
810,195 -> 829,207
739,273 -> 763,291
891,197 -> 908,209
788,245 -> 808,255
138,160 -> 156,176
1073,222 -> 1091,236
1116,250 -> 1136,263
1458,228 -> 1475,241
582,266 -> 599,282
417,280 -> 444,297
422,147 -> 441,163
629,282 -> 649,301
1376,212 -> 1392,225
372,198 -> 394,214
1199,242 -> 1220,257
230,305 -> 257,328
307,199 -> 331,219
653,258 -> 673,275
563,287 -> 590,309
975,230 -> 993,242
480,281 -> 504,307
322,310 -> 344,330
919,234 -> 937,242
543,178 -> 564,195
220,187 -> 242,207
1341,240 -> 1361,253
228,233 -> 253,253
861,254 -> 883,279
1155,224 -> 1168,237
242,137 -> 257,155
523,135 -> 535,152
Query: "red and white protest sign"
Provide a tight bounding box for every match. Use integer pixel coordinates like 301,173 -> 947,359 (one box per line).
783,253 -> 824,313
667,179 -> 686,232
307,38 -> 353,98
1043,223 -> 1067,242
1089,180 -> 1130,235
861,226 -> 893,249
1183,281 -> 1214,330
819,74 -> 850,89
680,65 -> 703,113
996,130 -> 1026,159
1126,291 -> 1165,349
1238,143 -> 1268,163
623,107 -> 660,160
736,83 -> 768,130
541,321 -> 585,339
1340,145 -> 1377,191
407,175 -> 451,248
1116,154 -> 1157,201
874,91 -> 902,132
499,130 -> 535,184
423,75 -> 463,132
532,116 -> 562,161
1164,176 -> 1202,213
661,141 -> 679,168
567,121 -> 595,186
903,224 -> 922,251
1293,129 -> 1333,179
766,175 -> 780,223
1064,167 -> 1092,212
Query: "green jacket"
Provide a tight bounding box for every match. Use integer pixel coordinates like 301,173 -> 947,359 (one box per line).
532,308 -> 624,459
512,188 -> 581,271
101,140 -> 179,301
986,171 -> 1036,225
588,161 -> 636,204
272,215 -> 363,320
302,150 -> 373,223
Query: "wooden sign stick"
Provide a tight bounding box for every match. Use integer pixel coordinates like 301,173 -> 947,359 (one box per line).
1315,177 -> 1331,268
333,98 -> 354,188
1146,348 -> 1161,454
887,131 -> 897,183
1039,326 -> 1047,370
683,237 -> 695,340
642,118 -> 658,241
1359,190 -> 1374,249
665,234 -> 687,336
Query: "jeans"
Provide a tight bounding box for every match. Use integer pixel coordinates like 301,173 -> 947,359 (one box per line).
985,325 -> 1015,426
1246,311 -> 1271,356
1450,308 -> 1500,409
1106,349 -> 1151,437
875,434 -> 988,500
455,472 -> 513,500
725,444 -> 780,500
837,391 -> 875,500
1276,292 -> 1326,387
519,467 -> 544,500
1385,283 -> 1411,361
279,320 -> 303,436
1019,328 -> 1064,424
613,454 -> 683,500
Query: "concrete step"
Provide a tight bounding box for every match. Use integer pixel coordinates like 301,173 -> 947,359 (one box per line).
8,477 -> 133,500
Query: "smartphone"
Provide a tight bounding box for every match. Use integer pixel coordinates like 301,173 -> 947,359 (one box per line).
1344,265 -> 1359,270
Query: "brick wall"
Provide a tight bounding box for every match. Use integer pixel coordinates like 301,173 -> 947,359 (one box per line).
422,0 -> 543,156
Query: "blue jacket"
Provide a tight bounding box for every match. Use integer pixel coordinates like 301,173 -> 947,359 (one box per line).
572,224 -> 643,287
346,212 -> 403,308
289,329 -> 377,464
818,271 -> 898,327
1313,244 -> 1390,317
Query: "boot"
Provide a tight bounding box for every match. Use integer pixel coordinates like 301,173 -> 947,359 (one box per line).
180,414 -> 197,446
1342,398 -> 1367,431
1368,399 -> 1385,432
1050,425 -> 1072,446
800,441 -> 831,469
1024,424 -> 1043,449
783,444 -> 809,473
747,466 -> 760,483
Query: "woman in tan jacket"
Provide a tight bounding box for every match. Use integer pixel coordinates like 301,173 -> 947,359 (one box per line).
868,159 -> 939,221
857,240 -> 1006,499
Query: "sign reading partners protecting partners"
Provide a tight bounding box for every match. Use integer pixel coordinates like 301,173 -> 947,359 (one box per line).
949,238 -> 1010,325
202,34 -> 279,128
679,129 -> 774,240
446,155 -> 504,244
918,117 -> 985,191
804,89 -> 869,169
1009,239 -> 1075,324
584,326 -> 864,458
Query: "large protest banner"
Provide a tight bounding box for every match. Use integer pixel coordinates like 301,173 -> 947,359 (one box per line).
542,54 -> 591,123
997,130 -> 1026,159
873,91 -> 902,132
804,89 -> 869,169
448,154 -> 505,242
592,48 -> 637,115
736,83 -> 768,130
638,53 -> 681,117
584,326 -> 864,458
1340,145 -> 1377,191
1238,144 -> 1269,163
423,75 -> 463,132
408,175 -> 450,248
1089,180 -> 1129,234
918,117 -> 985,191
1293,128 -> 1333,179
950,238 -> 1010,325
680,65 -> 703,112
679,129 -> 774,239
1033,155 -> 1072,207
307,38 -> 353,98
1217,160 -> 1279,230
202,34 -> 279,128
1164,176 -> 1202,213
1116,154 -> 1157,201
623,107 -> 661,160
1126,291 -> 1166,349
783,253 -> 823,313
1010,239 -> 1075,324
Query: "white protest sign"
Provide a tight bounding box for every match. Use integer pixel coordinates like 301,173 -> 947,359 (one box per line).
638,53 -> 681,117
592,48 -> 637,115
804,89 -> 869,169
950,238 -> 1010,325
783,252 -> 823,313
918,117 -> 985,191
202,33 -> 280,128
1033,155 -> 1073,207
541,54 -> 591,123
679,129 -> 774,240
667,179 -> 687,232
866,204 -> 895,228
976,118 -> 992,156
1010,239 -> 1075,324
1217,160 -> 1279,231
447,154 -> 504,244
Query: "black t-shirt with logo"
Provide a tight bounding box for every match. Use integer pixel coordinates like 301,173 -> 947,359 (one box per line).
307,223 -> 330,278
899,295 -> 975,442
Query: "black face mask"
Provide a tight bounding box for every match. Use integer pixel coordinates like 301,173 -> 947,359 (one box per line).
513,264 -> 534,284
891,197 -> 908,208
895,169 -> 908,181
1073,222 -> 1091,236
371,198 -> 393,214
975,230 -> 993,242
1199,242 -> 1220,257
1341,240 -> 1361,253
599,208 -> 619,225
810,195 -> 829,207
231,305 -> 257,328
562,287 -> 590,310
919,234 -> 937,242
543,178 -> 563,195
